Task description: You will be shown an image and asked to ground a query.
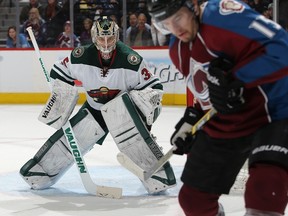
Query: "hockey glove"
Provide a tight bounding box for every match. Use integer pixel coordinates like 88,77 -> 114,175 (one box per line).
130,88 -> 163,125
170,106 -> 203,155
207,57 -> 245,114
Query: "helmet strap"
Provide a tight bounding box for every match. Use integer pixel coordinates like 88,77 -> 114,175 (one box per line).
97,49 -> 117,77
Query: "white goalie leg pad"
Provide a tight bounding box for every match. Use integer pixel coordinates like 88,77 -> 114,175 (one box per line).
101,93 -> 161,170
38,79 -> 79,130
20,159 -> 53,189
101,92 -> 176,193
129,88 -> 163,125
20,109 -> 106,189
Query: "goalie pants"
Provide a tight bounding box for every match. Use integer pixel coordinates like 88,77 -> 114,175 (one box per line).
180,119 -> 288,215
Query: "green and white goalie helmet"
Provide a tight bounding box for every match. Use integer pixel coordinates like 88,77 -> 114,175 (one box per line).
91,16 -> 119,59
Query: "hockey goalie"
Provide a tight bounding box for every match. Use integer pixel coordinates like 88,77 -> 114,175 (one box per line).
19,16 -> 176,194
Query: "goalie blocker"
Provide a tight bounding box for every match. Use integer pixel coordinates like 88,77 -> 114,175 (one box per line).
38,79 -> 79,130
20,92 -> 176,194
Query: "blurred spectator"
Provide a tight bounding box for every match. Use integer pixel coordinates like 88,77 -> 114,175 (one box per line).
0,0 -> 15,7
127,13 -> 153,47
126,0 -> 138,14
93,5 -> 103,21
55,21 -> 81,48
21,7 -> 46,47
40,0 -> 66,47
279,0 -> 288,31
266,3 -> 273,19
261,5 -> 270,19
79,18 -> 93,45
42,0 -> 62,22
150,20 -> 170,46
135,1 -> 151,25
6,26 -> 31,48
126,13 -> 137,35
74,0 -> 96,35
110,14 -> 123,41
250,0 -> 270,15
20,0 -> 45,25
99,0 -> 120,17
126,12 -> 150,42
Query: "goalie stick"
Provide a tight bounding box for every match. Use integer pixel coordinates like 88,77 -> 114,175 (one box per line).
117,108 -> 217,181
26,27 -> 122,199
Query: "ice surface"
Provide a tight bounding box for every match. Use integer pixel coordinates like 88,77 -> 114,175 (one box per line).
0,105 -> 253,216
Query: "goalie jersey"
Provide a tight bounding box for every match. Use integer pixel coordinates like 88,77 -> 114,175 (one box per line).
50,41 -> 162,111
169,0 -> 288,139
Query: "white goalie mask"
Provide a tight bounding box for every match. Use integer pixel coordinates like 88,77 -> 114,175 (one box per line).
91,16 -> 119,59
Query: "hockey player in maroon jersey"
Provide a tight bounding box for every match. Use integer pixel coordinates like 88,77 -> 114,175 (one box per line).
147,0 -> 288,215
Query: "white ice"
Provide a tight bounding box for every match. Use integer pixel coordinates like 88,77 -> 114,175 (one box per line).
0,105 -> 248,216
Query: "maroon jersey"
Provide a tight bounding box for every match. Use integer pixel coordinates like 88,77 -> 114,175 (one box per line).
169,0 -> 288,139
169,34 -> 268,139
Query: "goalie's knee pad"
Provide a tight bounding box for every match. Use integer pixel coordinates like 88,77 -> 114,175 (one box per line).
244,163 -> 288,214
20,108 -> 107,189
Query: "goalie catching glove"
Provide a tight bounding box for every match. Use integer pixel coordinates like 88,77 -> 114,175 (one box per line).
129,87 -> 163,125
207,57 -> 245,114
170,106 -> 203,155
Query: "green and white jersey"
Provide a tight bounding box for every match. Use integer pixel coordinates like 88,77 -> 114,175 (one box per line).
50,41 -> 162,111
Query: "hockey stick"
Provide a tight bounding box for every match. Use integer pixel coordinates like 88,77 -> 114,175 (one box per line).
26,27 -> 122,198
117,108 -> 217,181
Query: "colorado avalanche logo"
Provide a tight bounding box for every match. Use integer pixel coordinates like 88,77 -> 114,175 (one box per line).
187,58 -> 212,110
87,87 -> 120,104
219,0 -> 245,15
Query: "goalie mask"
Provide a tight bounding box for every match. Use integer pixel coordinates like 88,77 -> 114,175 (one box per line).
91,16 -> 119,59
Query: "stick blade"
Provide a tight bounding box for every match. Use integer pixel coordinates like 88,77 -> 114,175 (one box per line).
117,152 -> 146,181
96,186 -> 123,199
117,146 -> 175,182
